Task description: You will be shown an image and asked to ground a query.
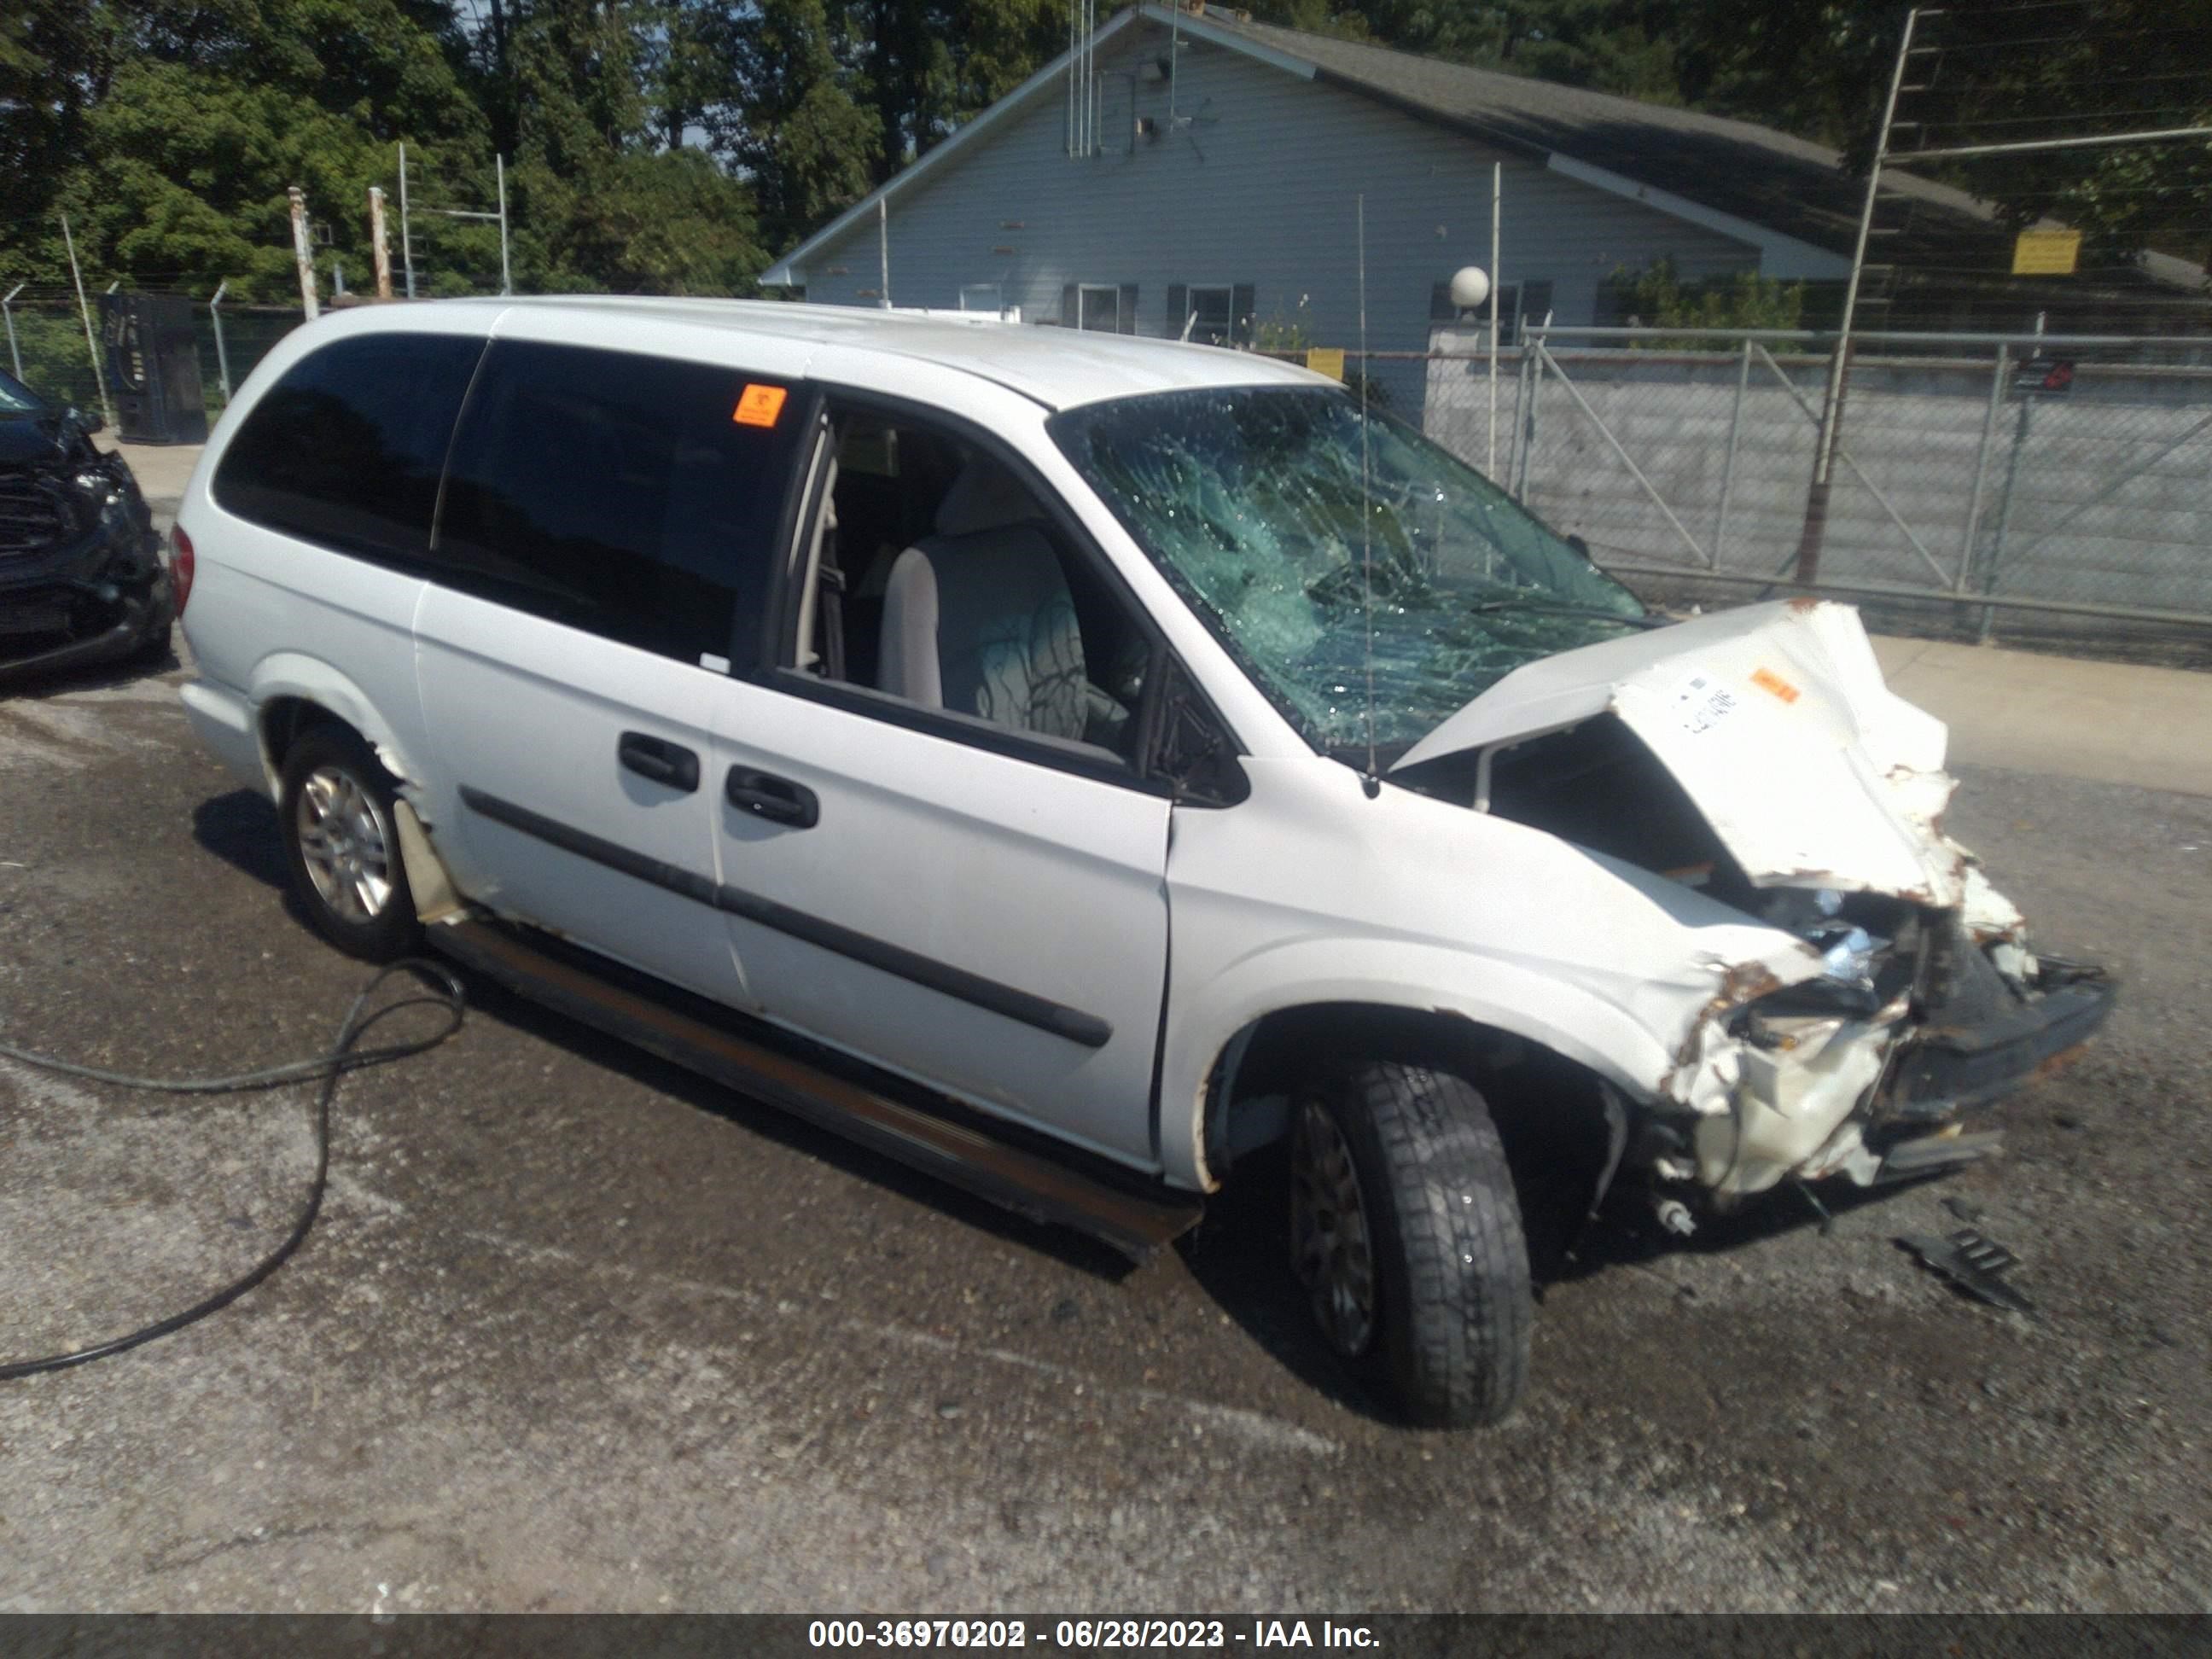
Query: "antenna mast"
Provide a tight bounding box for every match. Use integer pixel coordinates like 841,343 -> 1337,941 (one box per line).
1358,192 -> 1377,795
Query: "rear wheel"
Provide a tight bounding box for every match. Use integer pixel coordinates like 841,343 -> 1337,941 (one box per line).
1289,1060 -> 1532,1426
278,724 -> 420,962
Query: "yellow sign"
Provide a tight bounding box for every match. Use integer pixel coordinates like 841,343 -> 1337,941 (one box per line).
1306,347 -> 1346,382
2011,230 -> 2082,276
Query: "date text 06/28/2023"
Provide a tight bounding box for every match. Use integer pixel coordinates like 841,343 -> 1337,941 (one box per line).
805,1619 -> 1382,1650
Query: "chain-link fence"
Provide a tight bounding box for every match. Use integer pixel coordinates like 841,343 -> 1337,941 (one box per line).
3,286 -> 305,428
3,289 -> 311,424
1404,325 -> 2212,664
195,301 -> 303,410
1,288 -> 113,416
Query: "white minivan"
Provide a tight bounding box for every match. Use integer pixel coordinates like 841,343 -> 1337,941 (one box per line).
176,298 -> 2111,1425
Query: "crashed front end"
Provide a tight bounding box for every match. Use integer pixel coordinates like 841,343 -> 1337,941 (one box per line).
1660,864 -> 2112,1208
0,434 -> 166,685
1394,597 -> 2116,1216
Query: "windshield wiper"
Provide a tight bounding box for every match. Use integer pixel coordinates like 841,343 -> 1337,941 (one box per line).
1464,595 -> 1668,629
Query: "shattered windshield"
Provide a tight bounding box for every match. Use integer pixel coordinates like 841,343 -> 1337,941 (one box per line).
1051,386 -> 1650,758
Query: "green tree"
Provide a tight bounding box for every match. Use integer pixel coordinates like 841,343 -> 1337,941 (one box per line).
0,0 -> 125,239
1669,0 -> 2210,272
699,0 -> 878,248
3,0 -> 493,298
499,0 -> 767,292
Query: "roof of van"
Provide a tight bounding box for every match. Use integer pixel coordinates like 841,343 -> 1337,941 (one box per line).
409,294 -> 1329,410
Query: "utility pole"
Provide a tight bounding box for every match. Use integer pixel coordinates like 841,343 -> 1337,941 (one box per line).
877,198 -> 891,310
370,186 -> 394,300
3,282 -> 24,381
209,280 -> 232,404
59,214 -> 113,429
1487,160 -> 1502,476
288,186 -> 321,319
496,154 -> 512,295
399,143 -> 416,300
1794,5 -> 1918,586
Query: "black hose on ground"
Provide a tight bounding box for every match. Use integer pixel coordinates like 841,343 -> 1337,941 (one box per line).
0,959 -> 465,1380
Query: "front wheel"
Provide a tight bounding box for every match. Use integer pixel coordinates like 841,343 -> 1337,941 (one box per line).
278,724 -> 421,962
1290,1061 -> 1532,1426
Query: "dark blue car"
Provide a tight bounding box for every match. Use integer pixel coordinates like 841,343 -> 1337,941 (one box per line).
0,368 -> 172,685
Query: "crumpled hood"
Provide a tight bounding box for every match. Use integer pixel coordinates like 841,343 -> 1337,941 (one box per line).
1392,599 -> 1967,907
0,412 -> 73,469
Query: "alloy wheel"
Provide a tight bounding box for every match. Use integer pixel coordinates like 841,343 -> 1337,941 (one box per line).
294,765 -> 395,924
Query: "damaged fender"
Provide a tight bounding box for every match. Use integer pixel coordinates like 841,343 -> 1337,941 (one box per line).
1159,756 -> 1831,1191
245,651 -> 430,800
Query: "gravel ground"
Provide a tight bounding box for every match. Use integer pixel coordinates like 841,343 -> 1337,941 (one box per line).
1,642 -> 2208,1614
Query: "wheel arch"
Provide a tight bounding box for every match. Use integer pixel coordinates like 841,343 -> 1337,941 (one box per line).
1202,998 -> 1621,1158
1162,940 -> 1668,1189
1195,996 -> 1639,1279
248,654 -> 424,798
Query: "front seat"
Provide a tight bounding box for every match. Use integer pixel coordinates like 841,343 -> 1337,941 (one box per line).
876,457 -> 1087,742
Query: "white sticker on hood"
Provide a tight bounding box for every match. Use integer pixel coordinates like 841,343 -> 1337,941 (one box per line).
1668,671 -> 1740,736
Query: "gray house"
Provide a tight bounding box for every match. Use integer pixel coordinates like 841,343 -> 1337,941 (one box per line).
761,3 -> 2153,358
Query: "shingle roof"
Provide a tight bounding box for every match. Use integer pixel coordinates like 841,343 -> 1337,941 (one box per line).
1207,15 -> 1979,255
1195,10 -> 2203,306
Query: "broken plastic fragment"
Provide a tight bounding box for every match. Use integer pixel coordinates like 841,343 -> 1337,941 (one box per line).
1898,1228 -> 2035,1315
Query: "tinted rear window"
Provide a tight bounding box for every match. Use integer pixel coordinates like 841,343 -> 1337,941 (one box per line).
433,339 -> 806,669
213,332 -> 484,566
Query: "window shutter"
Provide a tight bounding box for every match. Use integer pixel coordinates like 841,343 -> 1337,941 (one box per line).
1519,281 -> 1555,341
1062,283 -> 1080,328
1117,283 -> 1138,335
1166,283 -> 1188,339
1231,283 -> 1256,346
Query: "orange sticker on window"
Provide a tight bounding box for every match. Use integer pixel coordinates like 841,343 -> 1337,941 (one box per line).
1750,666 -> 1801,704
733,383 -> 788,427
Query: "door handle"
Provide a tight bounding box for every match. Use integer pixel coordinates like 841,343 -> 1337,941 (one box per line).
725,767 -> 819,829
618,731 -> 700,794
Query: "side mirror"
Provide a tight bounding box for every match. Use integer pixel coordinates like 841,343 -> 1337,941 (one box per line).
69,405 -> 105,436
1567,533 -> 1591,559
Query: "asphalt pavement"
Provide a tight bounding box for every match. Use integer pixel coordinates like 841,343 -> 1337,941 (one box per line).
2,626 -> 2209,1612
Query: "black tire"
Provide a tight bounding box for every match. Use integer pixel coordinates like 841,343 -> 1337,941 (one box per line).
1290,1061 -> 1533,1427
277,723 -> 421,962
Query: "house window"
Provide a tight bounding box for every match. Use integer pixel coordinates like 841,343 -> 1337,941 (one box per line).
1185,286 -> 1232,345
1429,278 -> 1552,343
960,283 -> 1004,313
1167,282 -> 1256,346
1062,282 -> 1137,333
1080,284 -> 1122,332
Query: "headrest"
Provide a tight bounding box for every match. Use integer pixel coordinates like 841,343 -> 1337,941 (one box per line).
934,456 -> 1039,537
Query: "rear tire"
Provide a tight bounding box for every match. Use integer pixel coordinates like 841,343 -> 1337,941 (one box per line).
1290,1061 -> 1532,1426
278,724 -> 420,963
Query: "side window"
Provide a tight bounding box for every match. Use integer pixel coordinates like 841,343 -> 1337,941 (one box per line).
1061,282 -> 1138,335
1166,283 -> 1254,347
800,404 -> 1154,766
1153,658 -> 1248,807
434,340 -> 806,670
212,331 -> 484,567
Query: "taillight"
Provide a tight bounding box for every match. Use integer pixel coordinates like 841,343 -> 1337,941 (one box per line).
170,525 -> 195,615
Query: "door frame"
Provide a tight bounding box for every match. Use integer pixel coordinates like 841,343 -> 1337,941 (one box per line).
760,381 -> 1253,799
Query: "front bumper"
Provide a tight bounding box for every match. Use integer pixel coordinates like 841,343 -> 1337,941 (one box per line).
1884,958 -> 2116,1118
1683,941 -> 2116,1202
0,588 -> 165,684
0,502 -> 167,686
